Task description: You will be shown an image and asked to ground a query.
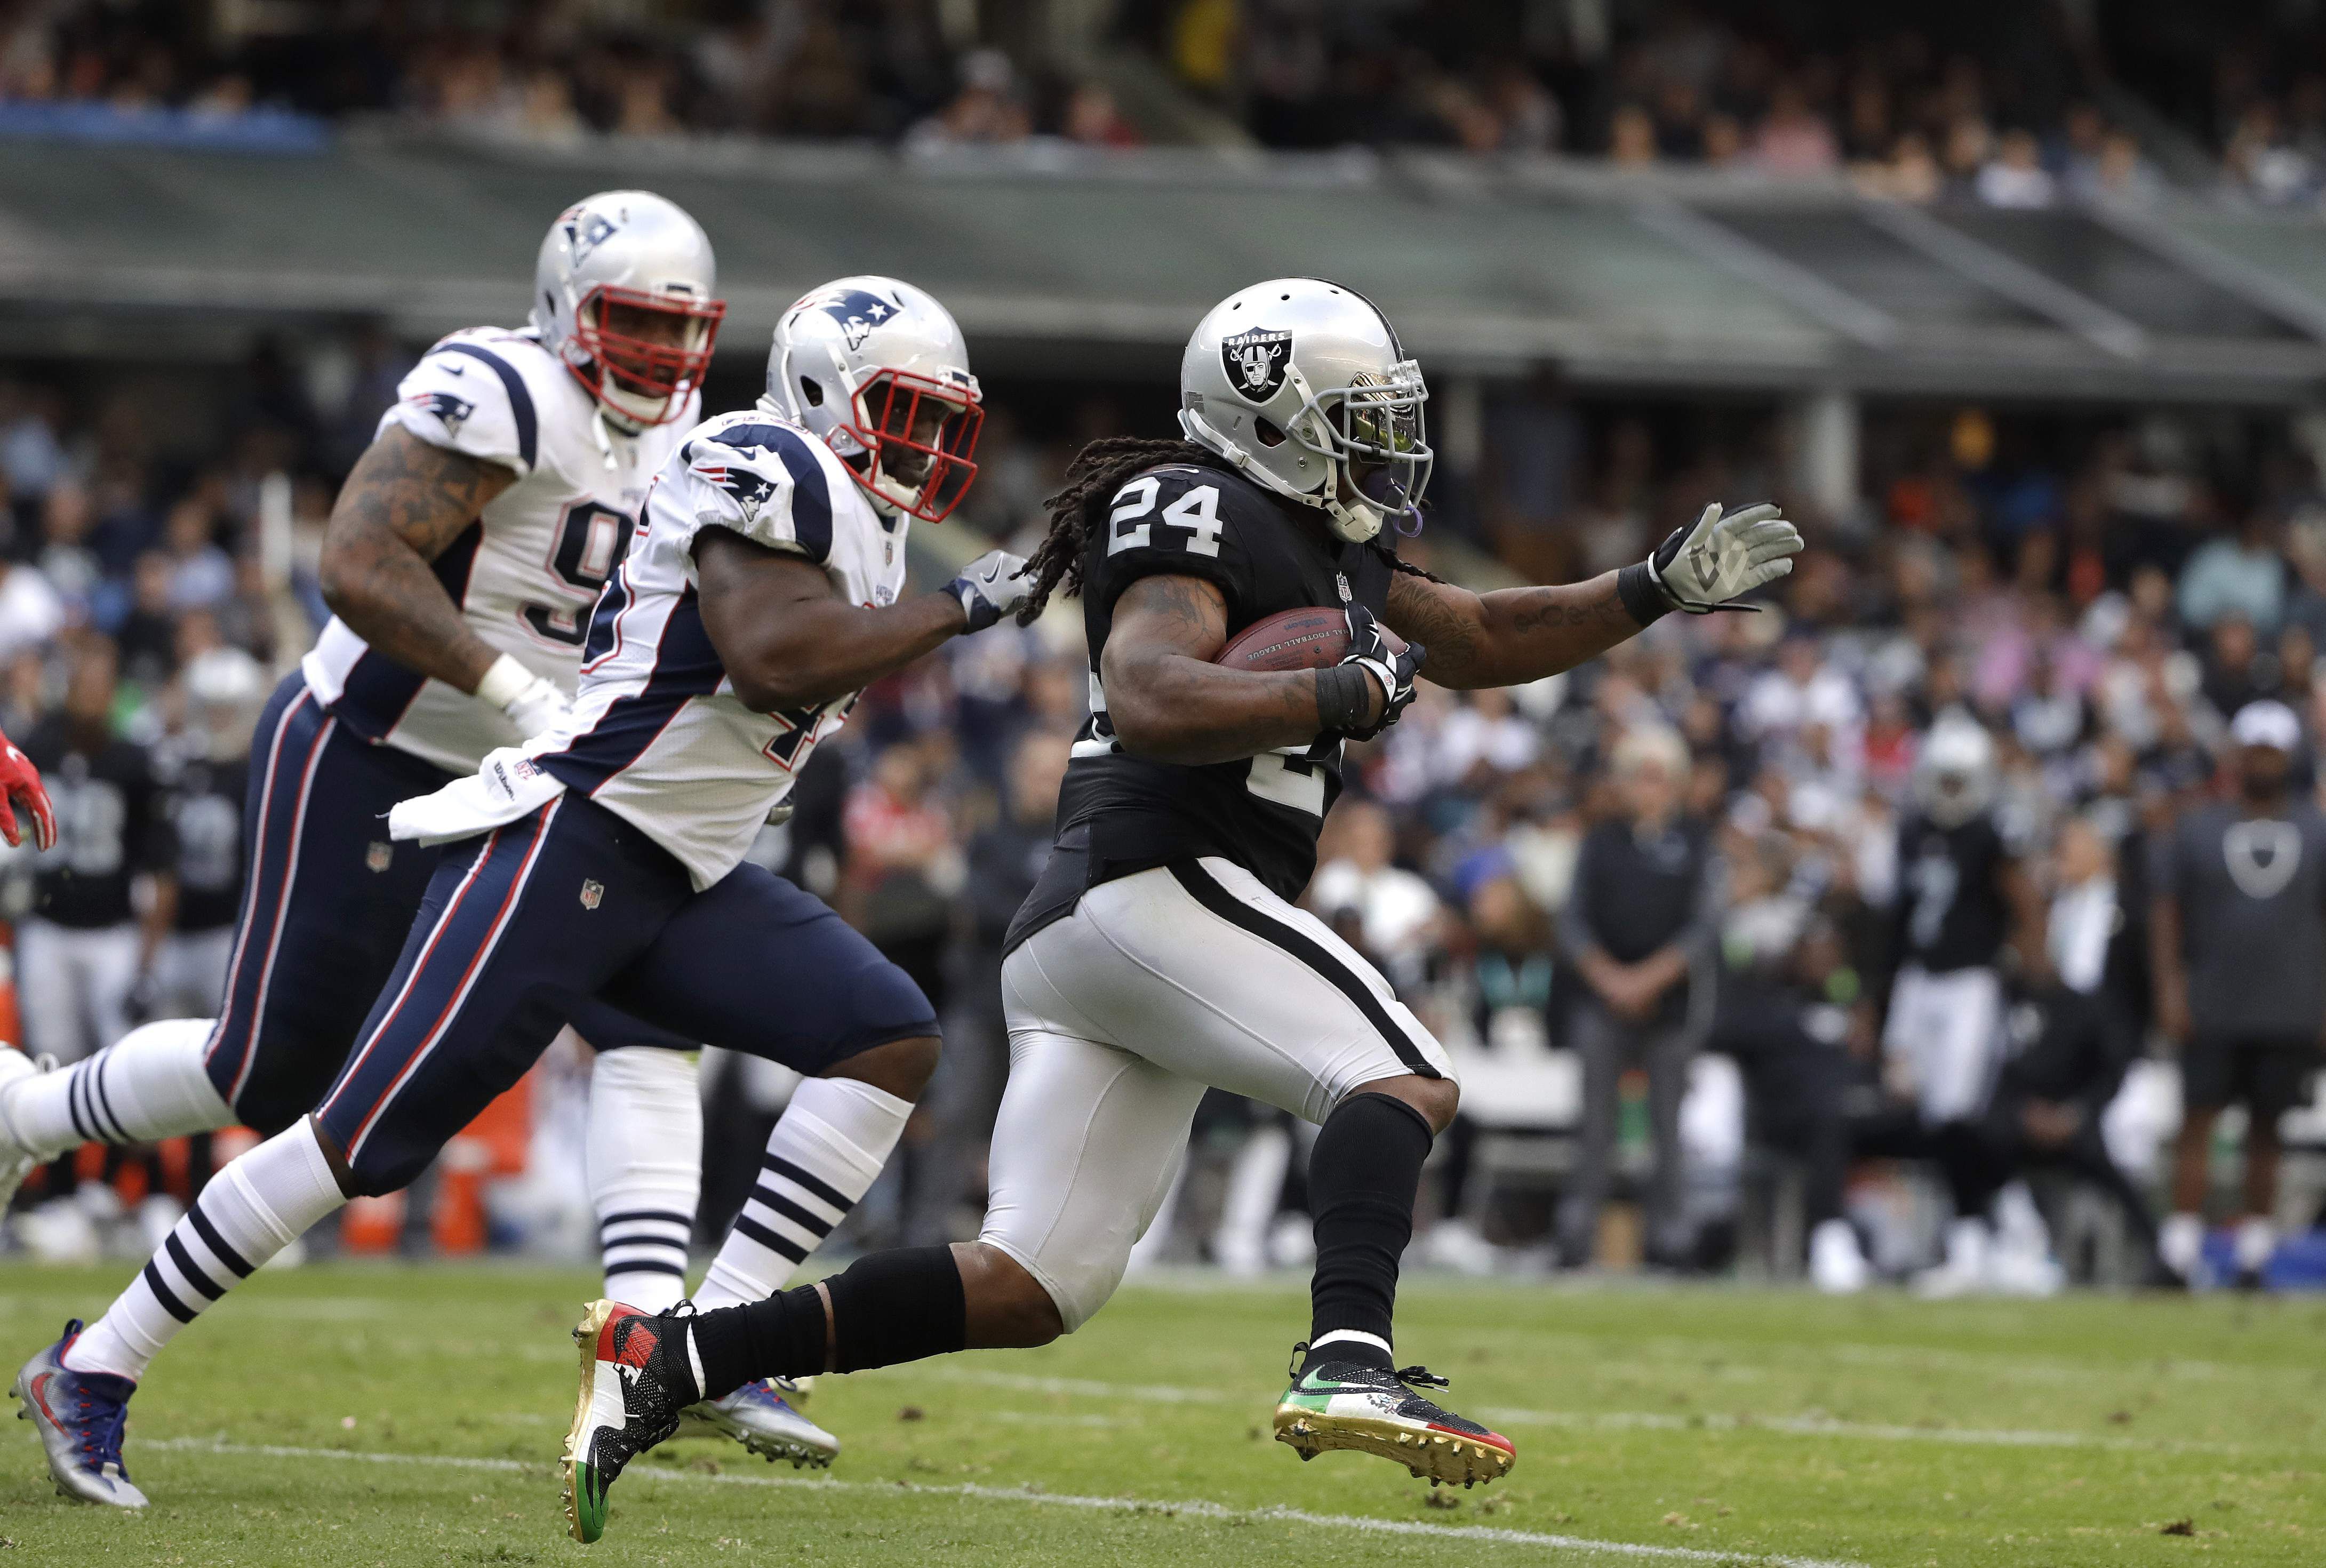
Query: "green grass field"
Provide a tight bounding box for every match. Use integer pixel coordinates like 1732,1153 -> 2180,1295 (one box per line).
3,1263 -> 2324,1566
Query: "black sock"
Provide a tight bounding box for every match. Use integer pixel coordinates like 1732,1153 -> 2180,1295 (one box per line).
1301,1092 -> 1433,1376
685,1244 -> 969,1402
688,1286 -> 826,1403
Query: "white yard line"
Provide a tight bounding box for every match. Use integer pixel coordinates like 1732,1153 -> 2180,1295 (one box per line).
912,1367 -> 2248,1453
143,1436 -> 1864,1568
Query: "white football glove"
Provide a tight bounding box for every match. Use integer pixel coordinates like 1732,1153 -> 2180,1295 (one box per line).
476,653 -> 574,739
1645,502 -> 1804,614
946,548 -> 1034,634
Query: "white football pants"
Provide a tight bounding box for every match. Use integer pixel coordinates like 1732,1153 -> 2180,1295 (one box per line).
16,919 -> 141,1065
985,857 -> 1455,1332
1883,964 -> 2005,1125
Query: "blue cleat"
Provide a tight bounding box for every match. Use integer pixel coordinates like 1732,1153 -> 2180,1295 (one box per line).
13,1320 -> 148,1508
677,1376 -> 838,1468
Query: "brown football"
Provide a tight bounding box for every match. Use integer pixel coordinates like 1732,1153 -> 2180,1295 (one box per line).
1215,606 -> 1405,671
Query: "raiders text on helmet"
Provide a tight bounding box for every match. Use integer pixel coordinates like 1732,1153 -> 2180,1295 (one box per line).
761,275 -> 983,524
531,190 -> 725,430
1178,278 -> 1432,544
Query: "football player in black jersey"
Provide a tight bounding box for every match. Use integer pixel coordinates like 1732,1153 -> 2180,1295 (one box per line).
562,278 -> 1802,1524
1883,717 -> 2055,1294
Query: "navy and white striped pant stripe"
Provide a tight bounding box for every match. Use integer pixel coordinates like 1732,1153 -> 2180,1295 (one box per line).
205,685 -> 336,1109
318,804 -> 560,1166
137,1189 -> 258,1325
731,1153 -> 851,1266
599,1207 -> 693,1278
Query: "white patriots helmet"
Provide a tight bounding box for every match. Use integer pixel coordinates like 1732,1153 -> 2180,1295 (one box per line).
531,190 -> 725,430
1178,277 -> 1432,544
761,275 -> 984,524
1914,716 -> 1998,828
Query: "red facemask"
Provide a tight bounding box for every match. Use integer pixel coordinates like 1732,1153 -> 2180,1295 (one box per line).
845,367 -> 983,523
566,285 -> 727,425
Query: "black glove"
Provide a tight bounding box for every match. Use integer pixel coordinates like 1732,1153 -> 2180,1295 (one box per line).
1331,602 -> 1425,742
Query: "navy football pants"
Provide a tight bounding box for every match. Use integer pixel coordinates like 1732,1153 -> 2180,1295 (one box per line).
315,791 -> 937,1194
204,671 -> 695,1134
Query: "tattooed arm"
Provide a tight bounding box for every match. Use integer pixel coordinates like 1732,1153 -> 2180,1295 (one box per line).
1100,574 -> 1381,765
316,424 -> 518,693
1381,569 -> 1644,691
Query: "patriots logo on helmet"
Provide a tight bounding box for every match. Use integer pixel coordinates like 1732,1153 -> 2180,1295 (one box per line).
406,390 -> 475,434
692,457 -> 779,522
566,210 -> 620,266
1221,326 -> 1292,401
808,288 -> 898,351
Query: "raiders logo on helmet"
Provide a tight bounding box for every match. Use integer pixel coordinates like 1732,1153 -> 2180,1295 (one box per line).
1221,326 -> 1292,400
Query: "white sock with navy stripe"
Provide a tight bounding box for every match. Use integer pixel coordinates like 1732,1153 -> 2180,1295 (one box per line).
693,1076 -> 911,1309
587,1046 -> 702,1312
64,1118 -> 345,1381
1,1018 -> 231,1161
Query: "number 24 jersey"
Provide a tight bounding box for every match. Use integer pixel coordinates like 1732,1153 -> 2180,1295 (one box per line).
1052,460 -> 1394,906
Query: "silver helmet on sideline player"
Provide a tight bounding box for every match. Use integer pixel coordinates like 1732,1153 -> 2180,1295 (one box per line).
1914,715 -> 1999,828
1178,277 -> 1432,544
761,276 -> 984,524
532,190 -> 725,430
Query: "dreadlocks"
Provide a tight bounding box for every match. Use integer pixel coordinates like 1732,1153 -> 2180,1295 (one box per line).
1011,434 -> 1444,627
1013,437 -> 1220,626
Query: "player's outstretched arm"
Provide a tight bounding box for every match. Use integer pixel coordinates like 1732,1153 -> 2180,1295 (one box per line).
1101,574 -> 1385,765
1382,569 -> 1638,690
694,531 -> 1012,710
1382,502 -> 1803,690
318,423 -> 517,695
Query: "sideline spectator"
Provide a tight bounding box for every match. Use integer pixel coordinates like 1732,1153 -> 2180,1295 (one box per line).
2150,701 -> 2326,1287
1557,724 -> 1713,1269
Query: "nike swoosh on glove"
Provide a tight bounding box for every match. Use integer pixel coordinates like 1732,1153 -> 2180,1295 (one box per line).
1645,502 -> 1804,613
946,548 -> 1034,634
0,738 -> 55,851
1338,602 -> 1426,742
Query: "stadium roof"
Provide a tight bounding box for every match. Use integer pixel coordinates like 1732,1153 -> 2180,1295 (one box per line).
3,131 -> 2325,404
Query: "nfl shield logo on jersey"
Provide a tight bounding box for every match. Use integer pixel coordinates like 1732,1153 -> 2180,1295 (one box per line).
1221,327 -> 1292,399
365,841 -> 394,873
579,879 -> 605,911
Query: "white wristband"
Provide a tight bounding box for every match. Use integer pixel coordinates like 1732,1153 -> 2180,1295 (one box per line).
474,653 -> 535,712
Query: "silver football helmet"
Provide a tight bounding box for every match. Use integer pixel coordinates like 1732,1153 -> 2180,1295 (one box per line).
531,190 -> 724,430
1914,716 -> 1998,828
760,275 -> 983,523
1178,277 -> 1432,543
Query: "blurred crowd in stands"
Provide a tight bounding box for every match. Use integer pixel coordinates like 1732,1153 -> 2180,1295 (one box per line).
0,0 -> 1141,150
0,0 -> 2322,210
4,320 -> 2325,1289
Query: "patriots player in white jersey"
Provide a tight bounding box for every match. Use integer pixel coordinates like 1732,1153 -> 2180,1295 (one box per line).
10,195 -> 853,1495
17,274 -> 1034,1522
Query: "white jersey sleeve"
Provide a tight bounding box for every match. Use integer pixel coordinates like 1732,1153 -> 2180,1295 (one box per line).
379,333 -> 541,477
666,415 -> 845,563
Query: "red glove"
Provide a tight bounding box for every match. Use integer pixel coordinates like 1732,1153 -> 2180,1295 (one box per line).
0,735 -> 55,853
